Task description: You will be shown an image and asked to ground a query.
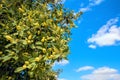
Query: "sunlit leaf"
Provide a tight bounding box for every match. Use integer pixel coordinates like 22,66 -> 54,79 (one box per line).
14,67 -> 24,73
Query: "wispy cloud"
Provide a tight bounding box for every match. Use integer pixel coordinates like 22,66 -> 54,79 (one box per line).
88,17 -> 120,48
88,45 -> 96,49
81,67 -> 120,80
54,59 -> 69,66
93,67 -> 118,74
89,0 -> 104,6
76,66 -> 94,72
80,7 -> 91,12
80,0 -> 104,12
58,78 -> 67,80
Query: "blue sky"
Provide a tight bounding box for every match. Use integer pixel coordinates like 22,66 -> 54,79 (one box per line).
54,0 -> 120,80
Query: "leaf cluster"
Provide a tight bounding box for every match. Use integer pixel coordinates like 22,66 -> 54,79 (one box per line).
0,0 -> 82,80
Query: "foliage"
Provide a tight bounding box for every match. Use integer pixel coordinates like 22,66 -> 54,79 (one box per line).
0,0 -> 82,80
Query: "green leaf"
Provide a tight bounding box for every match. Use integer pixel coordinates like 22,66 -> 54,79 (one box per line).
29,58 -> 35,63
22,40 -> 27,45
27,64 -> 33,69
14,67 -> 24,73
5,43 -> 13,48
36,46 -> 43,50
31,63 -> 37,71
54,54 -> 60,59
35,42 -> 42,45
13,56 -> 18,60
2,55 -> 12,62
30,44 -> 36,49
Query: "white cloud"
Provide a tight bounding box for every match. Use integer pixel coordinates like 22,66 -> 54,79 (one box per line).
88,17 -> 120,48
81,67 -> 120,80
58,78 -> 67,80
93,67 -> 118,74
80,7 -> 91,12
54,59 -> 69,66
80,0 -> 104,12
89,45 -> 96,49
89,0 -> 104,6
76,66 -> 94,72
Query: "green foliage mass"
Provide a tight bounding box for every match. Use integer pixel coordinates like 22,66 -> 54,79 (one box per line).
0,0 -> 82,80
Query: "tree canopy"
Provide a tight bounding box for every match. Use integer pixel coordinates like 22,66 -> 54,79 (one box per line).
0,0 -> 82,80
